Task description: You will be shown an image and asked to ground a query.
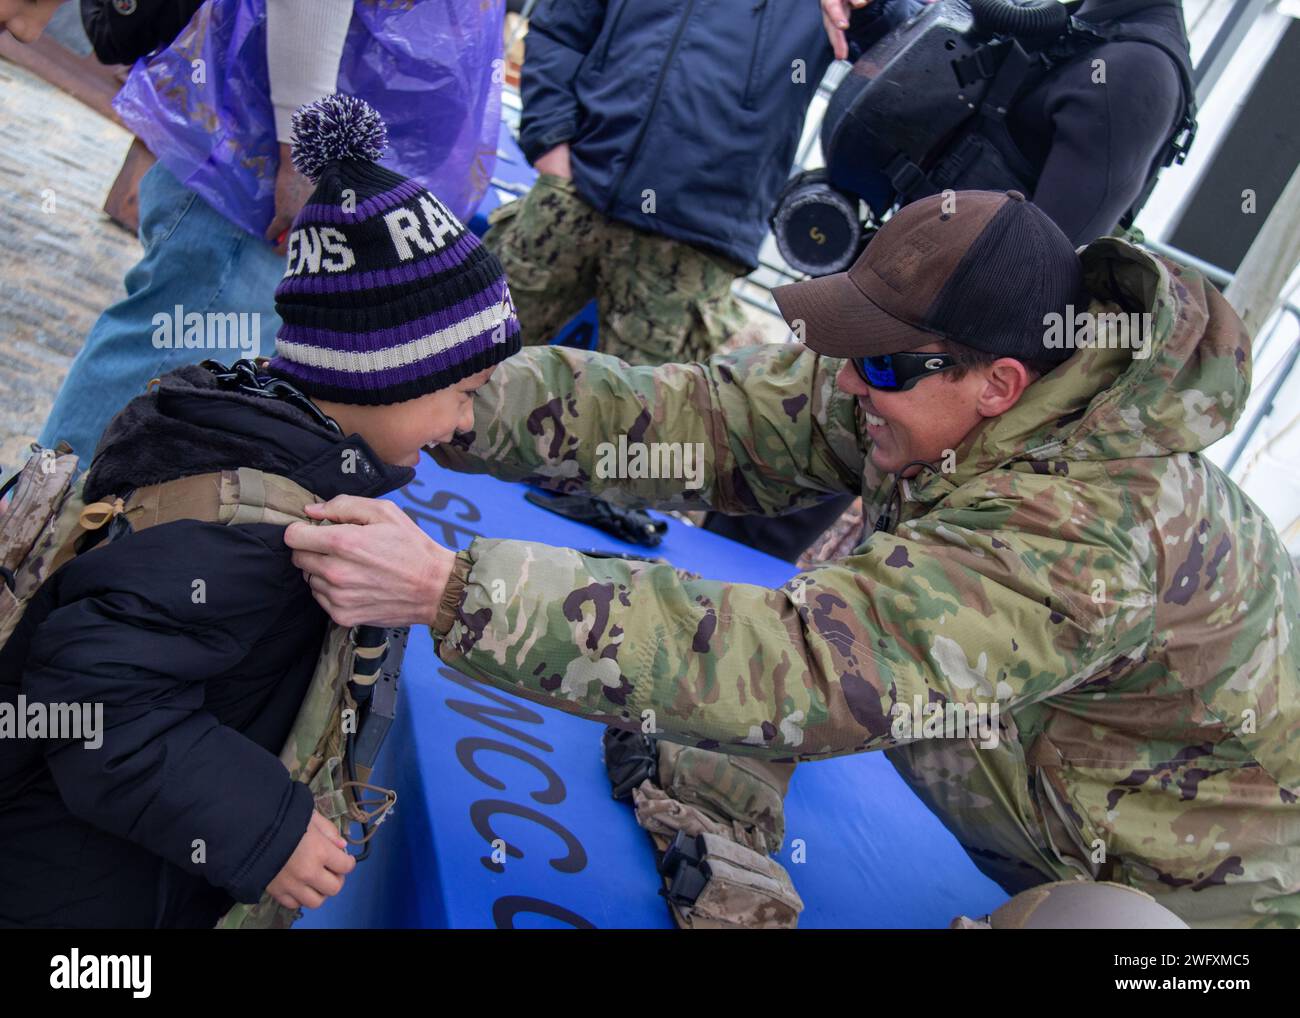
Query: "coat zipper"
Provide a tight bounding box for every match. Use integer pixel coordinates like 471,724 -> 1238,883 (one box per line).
607,0 -> 699,215
742,0 -> 773,110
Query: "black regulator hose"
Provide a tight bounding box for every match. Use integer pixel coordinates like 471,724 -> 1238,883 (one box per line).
969,0 -> 1070,40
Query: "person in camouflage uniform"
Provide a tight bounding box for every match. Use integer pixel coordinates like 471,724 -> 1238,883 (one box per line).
289,191 -> 1299,928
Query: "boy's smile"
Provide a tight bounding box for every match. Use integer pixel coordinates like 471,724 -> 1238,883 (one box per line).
315,365 -> 498,469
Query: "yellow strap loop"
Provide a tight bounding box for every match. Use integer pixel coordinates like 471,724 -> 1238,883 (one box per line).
77,498 -> 128,531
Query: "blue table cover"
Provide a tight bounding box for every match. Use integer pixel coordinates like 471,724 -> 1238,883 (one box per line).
298,457 -> 1009,929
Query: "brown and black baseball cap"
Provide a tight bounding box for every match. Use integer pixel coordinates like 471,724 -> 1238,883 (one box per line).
772,190 -> 1087,362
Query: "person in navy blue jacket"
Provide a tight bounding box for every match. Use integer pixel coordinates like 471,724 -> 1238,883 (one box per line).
483,0 -> 899,366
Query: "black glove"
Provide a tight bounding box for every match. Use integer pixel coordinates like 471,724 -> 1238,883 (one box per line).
602,726 -> 659,800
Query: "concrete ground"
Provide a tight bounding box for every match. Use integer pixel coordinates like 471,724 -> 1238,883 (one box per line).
0,57 -> 139,475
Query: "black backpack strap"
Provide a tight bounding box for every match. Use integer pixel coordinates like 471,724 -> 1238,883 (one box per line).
927,37 -> 1045,197
603,726 -> 660,800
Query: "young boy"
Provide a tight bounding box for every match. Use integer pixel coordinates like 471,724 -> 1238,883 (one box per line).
0,96 -> 520,927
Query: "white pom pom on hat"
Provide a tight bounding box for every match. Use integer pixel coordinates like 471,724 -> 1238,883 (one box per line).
289,93 -> 389,184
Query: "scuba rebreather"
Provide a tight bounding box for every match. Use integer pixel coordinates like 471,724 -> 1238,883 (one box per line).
770,0 -> 1196,277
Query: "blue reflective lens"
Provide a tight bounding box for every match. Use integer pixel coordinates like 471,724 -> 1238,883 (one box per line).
863,356 -> 897,388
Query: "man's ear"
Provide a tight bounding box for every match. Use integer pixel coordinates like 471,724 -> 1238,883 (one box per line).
976,358 -> 1033,418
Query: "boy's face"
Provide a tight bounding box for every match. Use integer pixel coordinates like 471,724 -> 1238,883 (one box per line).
1,0 -> 64,43
317,366 -> 497,468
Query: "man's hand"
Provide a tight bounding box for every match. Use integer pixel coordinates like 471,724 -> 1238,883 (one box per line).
265,142 -> 315,253
266,811 -> 356,911
821,0 -> 873,61
284,495 -> 457,628
533,143 -> 572,180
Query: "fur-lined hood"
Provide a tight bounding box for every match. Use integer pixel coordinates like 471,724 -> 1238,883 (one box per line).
84,363 -> 413,503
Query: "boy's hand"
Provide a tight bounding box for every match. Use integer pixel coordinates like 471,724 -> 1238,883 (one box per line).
266,811 -> 356,911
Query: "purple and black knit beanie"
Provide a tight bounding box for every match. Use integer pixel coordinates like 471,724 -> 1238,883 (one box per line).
269,94 -> 521,406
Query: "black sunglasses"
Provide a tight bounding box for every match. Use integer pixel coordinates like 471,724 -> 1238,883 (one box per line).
851,352 -> 958,392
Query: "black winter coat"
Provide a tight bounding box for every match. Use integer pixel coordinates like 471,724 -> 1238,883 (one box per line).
0,365 -> 412,928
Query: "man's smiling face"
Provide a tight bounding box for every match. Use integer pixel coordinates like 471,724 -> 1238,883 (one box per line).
834,342 -> 1035,478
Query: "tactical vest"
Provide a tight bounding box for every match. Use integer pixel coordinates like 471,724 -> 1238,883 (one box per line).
0,443 -> 399,929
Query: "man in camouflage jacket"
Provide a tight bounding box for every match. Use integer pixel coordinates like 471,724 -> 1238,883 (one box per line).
289,191 -> 1299,928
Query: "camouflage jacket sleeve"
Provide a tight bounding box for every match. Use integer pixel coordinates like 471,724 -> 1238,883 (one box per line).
430,343 -> 868,515
436,478 -> 1136,760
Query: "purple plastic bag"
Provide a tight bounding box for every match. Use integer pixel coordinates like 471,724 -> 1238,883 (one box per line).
113,0 -> 503,239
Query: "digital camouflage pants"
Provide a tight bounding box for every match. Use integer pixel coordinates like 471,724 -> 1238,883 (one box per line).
481,173 -> 749,365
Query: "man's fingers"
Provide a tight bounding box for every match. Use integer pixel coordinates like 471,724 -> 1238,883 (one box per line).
306,582 -> 352,626
306,571 -> 331,596
284,520 -> 339,555
821,0 -> 849,59
306,576 -> 372,624
307,571 -> 364,613
303,494 -> 393,527
290,545 -> 335,579
822,0 -> 872,60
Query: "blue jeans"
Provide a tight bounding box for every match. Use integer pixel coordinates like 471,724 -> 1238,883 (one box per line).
40,162 -> 283,463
